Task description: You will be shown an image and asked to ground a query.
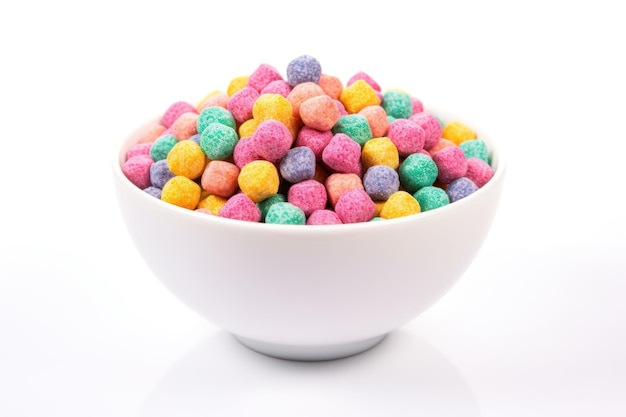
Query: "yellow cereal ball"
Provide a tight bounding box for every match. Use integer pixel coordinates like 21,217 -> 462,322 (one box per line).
197,194 -> 228,215
238,118 -> 260,138
238,160 -> 280,202
252,94 -> 294,126
166,140 -> 207,179
374,200 -> 386,217
161,176 -> 202,210
441,121 -> 477,145
380,191 -> 421,219
227,75 -> 249,97
339,79 -> 382,114
361,137 -> 399,170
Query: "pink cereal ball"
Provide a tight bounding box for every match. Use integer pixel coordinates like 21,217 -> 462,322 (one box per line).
465,157 -> 494,188
295,127 -> 333,162
233,136 -> 261,169
252,120 -> 293,162
227,86 -> 260,123
125,142 -> 152,161
201,160 -> 241,197
432,145 -> 468,184
347,71 -> 381,92
307,209 -> 343,225
248,63 -> 284,92
325,172 -> 363,207
287,179 -> 328,217
334,100 -> 348,117
299,95 -> 340,131
387,118 -> 426,156
335,189 -> 376,223
219,193 -> 261,222
122,154 -> 153,190
411,97 -> 424,114
322,133 -> 362,175
409,111 -> 443,150
359,105 -> 390,138
261,80 -> 292,97
162,101 -> 197,128
171,112 -> 199,141
318,74 -> 343,100
136,124 -> 167,144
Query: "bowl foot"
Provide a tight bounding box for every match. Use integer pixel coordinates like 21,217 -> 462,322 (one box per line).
234,333 -> 387,361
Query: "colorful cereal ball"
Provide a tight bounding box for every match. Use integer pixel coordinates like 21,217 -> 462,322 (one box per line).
431,146 -> 468,184
166,140 -> 206,179
265,202 -> 306,225
257,193 -> 287,222
161,176 -> 201,210
334,189 -> 376,223
287,179 -> 327,217
200,123 -> 239,161
286,55 -> 322,87
361,137 -> 399,171
219,193 -> 261,222
280,146 -> 316,183
197,106 -> 236,134
238,160 -> 280,202
414,186 -> 450,212
398,153 -> 438,193
446,177 -> 479,203
381,91 -> 413,119
307,209 -> 343,225
442,121 -> 477,145
380,191 -> 421,219
150,159 -> 175,189
149,134 -> 178,162
162,101 -> 197,128
339,79 -> 382,114
201,160 -> 240,197
363,165 -> 400,201
322,133 -> 362,175
122,155 -> 153,189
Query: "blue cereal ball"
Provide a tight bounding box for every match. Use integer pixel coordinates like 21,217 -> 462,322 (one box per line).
149,134 -> 178,162
150,159 -> 176,188
280,146 -> 316,183
446,177 -> 479,203
414,186 -> 450,211
143,186 -> 162,199
398,153 -> 438,193
286,55 -> 322,87
363,165 -> 400,201
188,133 -> 201,145
257,193 -> 286,222
265,202 -> 306,225
459,139 -> 490,163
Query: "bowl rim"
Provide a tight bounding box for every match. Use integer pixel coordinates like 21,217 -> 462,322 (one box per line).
112,108 -> 507,235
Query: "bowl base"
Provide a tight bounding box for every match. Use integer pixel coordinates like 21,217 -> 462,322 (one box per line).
234,333 -> 387,361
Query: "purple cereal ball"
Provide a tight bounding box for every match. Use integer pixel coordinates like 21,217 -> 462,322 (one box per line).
253,119 -> 293,163
432,145 -> 468,184
446,177 -> 479,203
335,189 -> 376,223
409,112 -> 443,150
150,159 -> 176,189
307,209 -> 343,225
125,142 -> 152,161
188,134 -> 201,145
261,80 -> 292,97
465,157 -> 494,188
227,86 -> 259,123
363,165 -> 400,201
295,127 -> 333,162
280,146 -> 316,183
248,63 -> 284,92
387,119 -> 426,156
122,154 -> 153,189
287,179 -> 328,217
219,193 -> 262,222
322,133 -> 362,175
347,71 -> 381,92
143,186 -> 162,199
286,55 -> 322,87
233,136 -> 261,169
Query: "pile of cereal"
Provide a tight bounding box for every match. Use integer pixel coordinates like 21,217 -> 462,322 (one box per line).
122,55 -> 494,225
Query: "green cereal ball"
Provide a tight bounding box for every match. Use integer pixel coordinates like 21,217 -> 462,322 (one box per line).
398,153 -> 438,193
200,123 -> 239,160
257,193 -> 287,222
149,134 -> 179,161
381,91 -> 413,119
265,202 -> 306,225
331,114 -> 373,146
197,106 -> 236,134
459,139 -> 490,163
414,186 -> 450,212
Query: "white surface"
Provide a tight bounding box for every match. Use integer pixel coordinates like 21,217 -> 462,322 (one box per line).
1,1 -> 625,416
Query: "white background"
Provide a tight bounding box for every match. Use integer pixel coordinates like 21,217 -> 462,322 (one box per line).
1,1 -> 625,416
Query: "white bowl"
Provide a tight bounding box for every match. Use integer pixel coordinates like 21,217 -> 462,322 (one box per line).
112,109 -> 506,361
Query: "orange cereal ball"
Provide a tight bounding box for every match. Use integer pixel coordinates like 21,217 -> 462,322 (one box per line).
136,124 -> 166,144
428,138 -> 456,156
227,75 -> 249,97
441,121 -> 477,145
380,191 -> 421,219
238,160 -> 280,202
358,105 -> 390,137
318,73 -> 344,100
201,160 -> 240,197
286,82 -> 325,118
325,172 -> 363,207
299,95 -> 340,131
171,112 -> 199,141
161,176 -> 202,210
166,140 -> 207,179
339,79 -> 381,114
252,94 -> 293,125
197,194 -> 228,215
361,137 -> 399,171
